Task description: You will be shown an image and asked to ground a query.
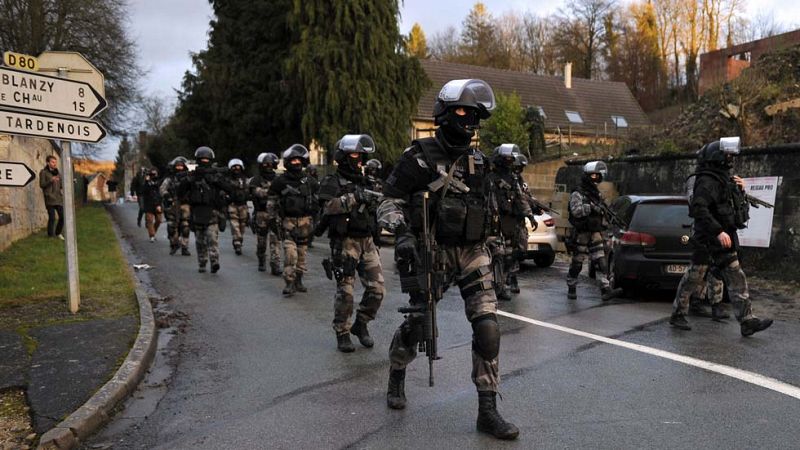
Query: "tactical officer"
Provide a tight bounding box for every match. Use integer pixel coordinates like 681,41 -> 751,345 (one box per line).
140,168 -> 163,243
566,161 -> 623,301
250,153 -> 283,274
226,158 -> 250,255
487,144 -> 534,301
364,159 -> 384,192
269,144 -> 319,296
316,134 -> 385,353
377,79 -> 519,440
670,137 -> 772,336
178,146 -> 232,273
160,157 -> 192,256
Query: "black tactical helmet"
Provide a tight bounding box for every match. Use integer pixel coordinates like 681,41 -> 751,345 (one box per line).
582,161 -> 608,183
334,134 -> 375,170
194,146 -> 215,161
493,144 -> 519,168
282,144 -> 310,171
257,152 -> 279,166
698,137 -> 740,168
169,156 -> 189,172
432,79 -> 495,122
365,159 -> 382,176
513,152 -> 528,170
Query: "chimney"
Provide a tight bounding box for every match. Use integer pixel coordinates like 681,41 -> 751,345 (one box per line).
564,62 -> 572,89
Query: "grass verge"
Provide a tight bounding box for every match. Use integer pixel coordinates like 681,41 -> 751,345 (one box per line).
0,204 -> 137,331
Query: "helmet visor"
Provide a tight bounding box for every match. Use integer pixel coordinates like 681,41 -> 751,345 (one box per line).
337,134 -> 376,153
720,136 -> 741,155
437,79 -> 495,112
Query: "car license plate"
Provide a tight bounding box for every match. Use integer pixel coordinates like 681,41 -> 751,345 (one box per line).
665,264 -> 688,274
527,243 -> 539,251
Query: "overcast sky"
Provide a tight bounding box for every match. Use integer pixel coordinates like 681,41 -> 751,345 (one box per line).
96,0 -> 800,159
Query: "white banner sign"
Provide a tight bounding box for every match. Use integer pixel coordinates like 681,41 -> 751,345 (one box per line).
737,176 -> 780,248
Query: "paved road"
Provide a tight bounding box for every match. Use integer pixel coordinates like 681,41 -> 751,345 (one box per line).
89,203 -> 800,449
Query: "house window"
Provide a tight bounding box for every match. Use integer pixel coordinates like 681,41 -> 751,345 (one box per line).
565,110 -> 583,124
611,115 -> 628,127
536,106 -> 547,119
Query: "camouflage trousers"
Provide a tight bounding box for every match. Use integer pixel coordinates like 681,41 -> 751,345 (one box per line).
282,216 -> 312,283
227,204 -> 249,251
390,242 -> 500,392
331,236 -> 385,334
195,212 -> 221,268
567,231 -> 610,289
145,212 -> 162,238
255,211 -> 281,266
673,246 -> 753,321
165,204 -> 191,251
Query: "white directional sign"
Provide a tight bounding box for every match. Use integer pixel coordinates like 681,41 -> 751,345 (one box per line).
0,161 -> 36,187
0,109 -> 106,143
0,66 -> 106,118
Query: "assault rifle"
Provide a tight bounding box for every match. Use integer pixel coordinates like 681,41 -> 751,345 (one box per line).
397,192 -> 441,387
745,194 -> 773,209
586,192 -> 626,229
529,196 -> 560,217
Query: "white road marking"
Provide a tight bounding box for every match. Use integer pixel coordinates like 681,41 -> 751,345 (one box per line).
496,310 -> 800,400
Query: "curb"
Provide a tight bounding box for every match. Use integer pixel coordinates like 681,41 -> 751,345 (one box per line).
37,211 -> 157,449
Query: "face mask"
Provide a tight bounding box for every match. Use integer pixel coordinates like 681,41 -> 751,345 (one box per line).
440,108 -> 479,147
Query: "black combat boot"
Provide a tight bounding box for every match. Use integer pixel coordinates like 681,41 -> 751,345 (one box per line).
350,318 -> 374,348
294,273 -> 308,293
497,286 -> 511,301
669,312 -> 691,330
181,247 -> 191,256
740,317 -> 773,336
169,244 -> 179,256
386,369 -> 407,410
601,287 -> 623,301
476,391 -> 520,440
210,262 -> 220,274
235,246 -> 242,256
567,285 -> 577,300
336,332 -> 355,353
258,256 -> 266,272
271,262 -> 283,276
198,264 -> 207,273
282,279 -> 295,296
711,303 -> 731,321
509,274 -> 520,294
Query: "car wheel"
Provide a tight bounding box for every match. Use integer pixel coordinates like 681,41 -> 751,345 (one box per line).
533,251 -> 555,268
609,253 -> 635,298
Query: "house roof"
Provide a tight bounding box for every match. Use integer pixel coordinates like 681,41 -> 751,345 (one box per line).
416,60 -> 650,132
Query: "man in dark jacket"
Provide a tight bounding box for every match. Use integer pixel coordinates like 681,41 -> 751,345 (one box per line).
141,168 -> 163,242
670,137 -> 772,336
250,152 -> 283,274
131,167 -> 147,227
226,158 -> 249,255
39,155 -> 64,239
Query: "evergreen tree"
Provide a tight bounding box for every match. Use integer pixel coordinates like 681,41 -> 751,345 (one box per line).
287,0 -> 429,162
112,136 -> 131,183
480,92 -> 529,153
407,23 -> 429,58
459,2 -> 506,68
172,0 -> 303,164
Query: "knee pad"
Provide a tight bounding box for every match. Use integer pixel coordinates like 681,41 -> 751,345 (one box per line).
713,251 -> 738,270
471,314 -> 500,361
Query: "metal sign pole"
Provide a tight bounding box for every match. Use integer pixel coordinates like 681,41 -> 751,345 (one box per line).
57,65 -> 81,313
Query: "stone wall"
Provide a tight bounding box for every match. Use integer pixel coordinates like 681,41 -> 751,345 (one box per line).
554,144 -> 800,276
0,135 -> 57,251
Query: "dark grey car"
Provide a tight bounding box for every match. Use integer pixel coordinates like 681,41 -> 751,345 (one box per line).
608,195 -> 694,294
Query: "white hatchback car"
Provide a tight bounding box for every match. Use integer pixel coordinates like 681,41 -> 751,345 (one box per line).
524,213 -> 558,267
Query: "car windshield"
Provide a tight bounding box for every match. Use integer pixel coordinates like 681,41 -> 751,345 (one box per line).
630,202 -> 690,229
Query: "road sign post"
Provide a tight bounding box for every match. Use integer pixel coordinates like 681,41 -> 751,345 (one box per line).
0,161 -> 36,187
0,51 -> 106,313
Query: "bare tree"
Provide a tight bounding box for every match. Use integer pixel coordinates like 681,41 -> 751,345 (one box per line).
0,0 -> 142,135
553,0 -> 615,79
429,26 -> 461,61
